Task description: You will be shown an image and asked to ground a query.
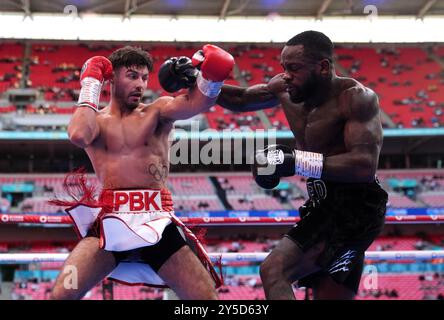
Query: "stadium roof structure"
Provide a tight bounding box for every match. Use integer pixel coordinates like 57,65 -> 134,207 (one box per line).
1,0 -> 444,20
1,1 -> 444,43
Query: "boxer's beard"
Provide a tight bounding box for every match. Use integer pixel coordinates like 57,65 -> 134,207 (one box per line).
124,91 -> 141,109
289,71 -> 319,104
125,97 -> 139,109
114,87 -> 139,110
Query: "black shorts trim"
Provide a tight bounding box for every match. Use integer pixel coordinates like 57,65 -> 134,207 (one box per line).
86,222 -> 187,272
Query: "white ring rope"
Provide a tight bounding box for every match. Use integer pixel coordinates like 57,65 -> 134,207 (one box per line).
0,250 -> 443,264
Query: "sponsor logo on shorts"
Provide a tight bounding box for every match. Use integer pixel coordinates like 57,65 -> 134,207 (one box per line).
306,179 -> 327,200
328,249 -> 357,274
113,190 -> 162,212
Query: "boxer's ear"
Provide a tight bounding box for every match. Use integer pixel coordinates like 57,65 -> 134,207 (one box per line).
109,72 -> 115,84
319,59 -> 331,76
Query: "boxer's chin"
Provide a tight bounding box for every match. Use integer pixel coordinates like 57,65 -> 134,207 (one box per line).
125,102 -> 139,109
289,91 -> 304,104
126,97 -> 140,109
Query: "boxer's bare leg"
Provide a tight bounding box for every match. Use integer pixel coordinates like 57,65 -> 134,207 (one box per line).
312,274 -> 355,300
50,237 -> 117,300
260,237 -> 325,300
157,245 -> 218,300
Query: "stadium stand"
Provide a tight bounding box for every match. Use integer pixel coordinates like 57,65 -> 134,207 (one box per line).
2,170 -> 444,214
2,42 -> 444,130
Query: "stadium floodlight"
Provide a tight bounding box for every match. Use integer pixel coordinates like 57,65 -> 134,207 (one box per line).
0,13 -> 443,43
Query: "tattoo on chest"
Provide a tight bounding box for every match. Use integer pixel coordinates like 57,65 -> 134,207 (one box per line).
147,164 -> 168,182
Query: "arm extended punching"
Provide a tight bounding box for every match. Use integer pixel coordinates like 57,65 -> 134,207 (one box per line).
156,86 -> 218,121
158,45 -> 234,121
217,84 -> 279,112
217,73 -> 288,112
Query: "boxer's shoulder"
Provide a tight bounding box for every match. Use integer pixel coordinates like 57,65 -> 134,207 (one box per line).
94,106 -> 113,122
142,96 -> 174,114
338,79 -> 378,121
138,99 -> 176,129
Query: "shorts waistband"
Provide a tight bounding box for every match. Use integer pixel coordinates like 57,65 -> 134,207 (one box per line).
99,188 -> 173,213
305,177 -> 386,203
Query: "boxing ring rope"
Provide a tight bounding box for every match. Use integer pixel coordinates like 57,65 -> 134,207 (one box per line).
0,251 -> 443,264
1,213 -> 443,264
1,214 -> 444,225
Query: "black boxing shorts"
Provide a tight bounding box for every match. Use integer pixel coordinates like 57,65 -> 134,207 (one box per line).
286,177 -> 388,293
86,222 -> 187,272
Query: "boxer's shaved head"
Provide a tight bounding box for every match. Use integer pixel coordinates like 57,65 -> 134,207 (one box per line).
286,30 -> 333,63
281,31 -> 334,105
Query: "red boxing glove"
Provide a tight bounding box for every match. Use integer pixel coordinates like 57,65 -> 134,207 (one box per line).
77,56 -> 113,111
192,45 -> 234,98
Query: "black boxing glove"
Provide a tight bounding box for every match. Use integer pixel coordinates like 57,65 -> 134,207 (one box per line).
158,56 -> 198,93
252,144 -> 324,189
252,144 -> 295,189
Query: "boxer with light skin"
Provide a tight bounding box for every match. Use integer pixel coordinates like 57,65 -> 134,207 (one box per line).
50,45 -> 234,300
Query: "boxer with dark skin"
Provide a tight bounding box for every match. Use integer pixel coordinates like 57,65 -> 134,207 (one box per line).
217,31 -> 388,300
50,45 -> 234,300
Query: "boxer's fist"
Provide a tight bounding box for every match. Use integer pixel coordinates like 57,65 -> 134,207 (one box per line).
78,56 -> 113,111
252,144 -> 296,189
80,56 -> 113,82
252,144 -> 324,189
192,45 -> 234,97
267,73 -> 288,95
192,45 -> 234,82
158,56 -> 198,93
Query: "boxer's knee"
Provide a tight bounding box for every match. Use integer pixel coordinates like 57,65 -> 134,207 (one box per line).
261,249 -> 307,286
49,282 -> 83,300
259,256 -> 274,280
260,254 -> 289,285
183,280 -> 218,300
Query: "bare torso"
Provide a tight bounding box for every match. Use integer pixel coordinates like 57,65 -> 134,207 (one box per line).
281,77 -> 372,156
282,94 -> 345,156
85,100 -> 172,190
